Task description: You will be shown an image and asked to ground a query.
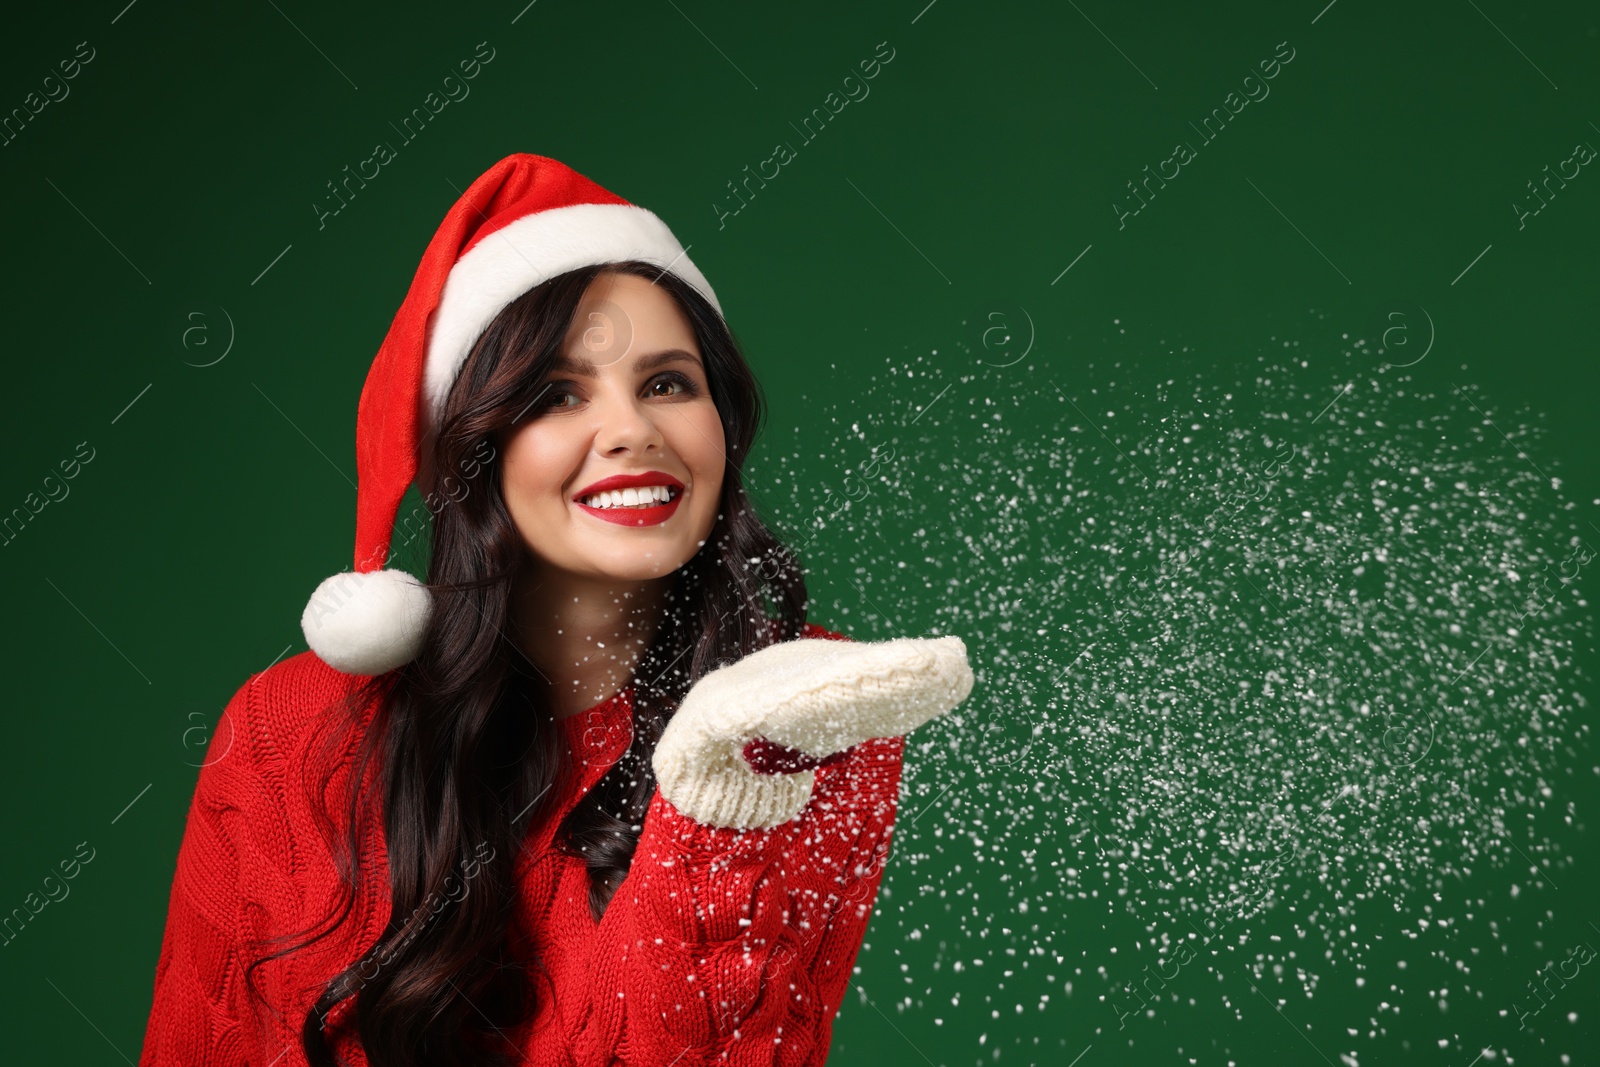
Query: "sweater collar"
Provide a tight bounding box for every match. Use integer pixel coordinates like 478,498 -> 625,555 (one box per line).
557,686 -> 635,775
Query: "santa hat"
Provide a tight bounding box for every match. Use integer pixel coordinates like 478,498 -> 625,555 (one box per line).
300,153 -> 723,676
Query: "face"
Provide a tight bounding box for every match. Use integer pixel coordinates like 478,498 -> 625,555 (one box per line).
499,271 -> 727,585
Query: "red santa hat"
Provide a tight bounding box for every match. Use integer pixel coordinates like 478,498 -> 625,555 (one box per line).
300,153 -> 723,675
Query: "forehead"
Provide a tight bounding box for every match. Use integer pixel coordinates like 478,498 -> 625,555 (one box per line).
550,348 -> 703,376
556,272 -> 702,373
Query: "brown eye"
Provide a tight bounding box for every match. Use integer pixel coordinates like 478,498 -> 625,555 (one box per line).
649,371 -> 698,398
535,381 -> 580,411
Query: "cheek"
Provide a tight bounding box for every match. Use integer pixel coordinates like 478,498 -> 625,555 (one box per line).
501,430 -> 570,506
687,408 -> 727,485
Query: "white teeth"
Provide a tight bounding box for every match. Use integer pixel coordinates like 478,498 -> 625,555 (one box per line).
580,485 -> 678,510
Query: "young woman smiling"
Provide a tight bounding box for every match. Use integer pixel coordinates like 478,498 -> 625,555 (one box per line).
138,154 -> 973,1067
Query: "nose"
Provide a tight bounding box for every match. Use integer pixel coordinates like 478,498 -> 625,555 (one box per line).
592,384 -> 664,457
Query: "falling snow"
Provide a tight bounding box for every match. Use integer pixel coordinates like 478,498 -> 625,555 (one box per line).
754,326 -> 1594,1064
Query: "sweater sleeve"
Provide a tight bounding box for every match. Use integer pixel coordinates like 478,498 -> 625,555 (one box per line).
138,678 -> 258,1067
569,627 -> 907,1067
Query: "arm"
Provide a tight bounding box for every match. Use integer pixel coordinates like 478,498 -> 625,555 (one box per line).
567,630 -> 972,1066
571,738 -> 906,1067
139,680 -> 256,1067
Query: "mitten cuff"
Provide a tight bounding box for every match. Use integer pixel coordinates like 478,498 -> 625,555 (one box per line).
653,742 -> 816,831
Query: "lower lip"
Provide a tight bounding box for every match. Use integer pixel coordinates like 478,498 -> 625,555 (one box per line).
574,490 -> 684,527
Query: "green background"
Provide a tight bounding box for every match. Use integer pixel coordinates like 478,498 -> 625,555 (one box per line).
2,0 -> 1597,1064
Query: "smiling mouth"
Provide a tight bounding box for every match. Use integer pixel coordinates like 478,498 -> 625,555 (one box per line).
576,485 -> 683,511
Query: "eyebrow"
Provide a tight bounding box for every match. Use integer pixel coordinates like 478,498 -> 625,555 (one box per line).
549,348 -> 704,377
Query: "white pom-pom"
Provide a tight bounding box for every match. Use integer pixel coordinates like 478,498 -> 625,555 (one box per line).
301,569 -> 432,675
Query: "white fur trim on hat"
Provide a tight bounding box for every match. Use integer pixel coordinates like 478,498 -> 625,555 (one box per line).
301,569 -> 433,676
423,202 -> 722,430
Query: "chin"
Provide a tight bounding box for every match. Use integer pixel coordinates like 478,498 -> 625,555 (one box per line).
589,554 -> 692,581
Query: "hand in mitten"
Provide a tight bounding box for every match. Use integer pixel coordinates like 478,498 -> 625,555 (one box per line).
651,635 -> 974,830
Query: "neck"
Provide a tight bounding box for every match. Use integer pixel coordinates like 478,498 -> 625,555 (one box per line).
510,559 -> 672,719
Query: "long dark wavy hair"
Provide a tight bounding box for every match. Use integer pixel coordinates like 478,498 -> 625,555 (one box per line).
243,261 -> 810,1067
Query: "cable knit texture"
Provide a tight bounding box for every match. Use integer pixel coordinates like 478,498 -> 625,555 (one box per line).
138,623 -> 908,1066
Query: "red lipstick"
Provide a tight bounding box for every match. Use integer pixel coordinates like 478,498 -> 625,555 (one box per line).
573,471 -> 686,528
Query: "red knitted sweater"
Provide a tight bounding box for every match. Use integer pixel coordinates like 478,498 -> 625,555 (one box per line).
138,623 -> 904,1066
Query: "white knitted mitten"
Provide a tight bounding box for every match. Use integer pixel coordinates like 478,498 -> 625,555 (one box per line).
652,635 -> 974,830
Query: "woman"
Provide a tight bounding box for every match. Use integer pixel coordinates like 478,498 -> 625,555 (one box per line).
139,153 -> 973,1067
